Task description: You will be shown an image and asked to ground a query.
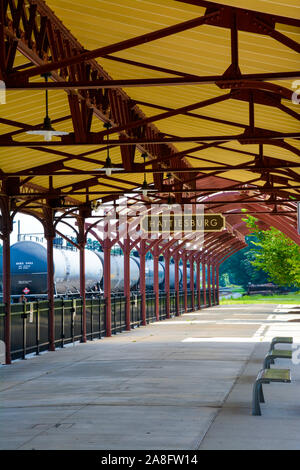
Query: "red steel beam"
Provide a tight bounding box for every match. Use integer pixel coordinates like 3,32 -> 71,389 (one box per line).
6,72 -> 300,89
9,10 -> 220,80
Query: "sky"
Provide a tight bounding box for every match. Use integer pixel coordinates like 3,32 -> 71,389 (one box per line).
10,213 -> 76,245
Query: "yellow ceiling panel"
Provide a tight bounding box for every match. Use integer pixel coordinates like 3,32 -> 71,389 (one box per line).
1,0 -> 299,212
207,0 -> 300,20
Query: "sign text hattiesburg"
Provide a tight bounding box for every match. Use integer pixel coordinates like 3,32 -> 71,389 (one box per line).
141,214 -> 225,233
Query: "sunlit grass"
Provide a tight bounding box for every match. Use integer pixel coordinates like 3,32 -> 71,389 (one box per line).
220,293 -> 300,305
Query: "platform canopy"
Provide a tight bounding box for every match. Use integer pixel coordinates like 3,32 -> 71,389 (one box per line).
0,0 -> 299,243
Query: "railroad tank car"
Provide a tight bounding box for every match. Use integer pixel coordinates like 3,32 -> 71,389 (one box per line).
0,241 -> 103,296
169,263 -> 183,289
177,265 -> 196,289
0,240 -> 198,296
144,259 -> 165,289
95,252 -> 140,292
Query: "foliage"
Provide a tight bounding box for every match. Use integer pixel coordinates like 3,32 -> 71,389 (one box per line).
219,235 -> 268,288
242,214 -> 300,287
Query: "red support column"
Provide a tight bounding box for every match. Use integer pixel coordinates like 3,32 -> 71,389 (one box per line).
164,253 -> 170,319
1,204 -> 13,364
139,240 -> 146,326
182,253 -> 187,313
196,258 -> 201,310
2,231 -> 11,364
0,196 -> 13,364
174,254 -> 180,317
123,238 -> 131,331
202,259 -> 207,307
43,206 -> 56,352
78,214 -> 87,343
212,264 -> 216,306
103,239 -> 111,337
153,247 -> 160,321
190,256 -> 195,312
208,262 -> 212,307
216,265 -> 220,305
79,246 -> 86,342
46,235 -> 55,351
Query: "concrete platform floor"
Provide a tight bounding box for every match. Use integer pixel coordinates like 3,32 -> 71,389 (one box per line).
1,303 -> 300,450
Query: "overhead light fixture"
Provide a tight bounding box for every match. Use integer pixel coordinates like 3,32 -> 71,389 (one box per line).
26,74 -> 69,142
91,199 -> 102,213
101,122 -> 123,176
167,193 -> 175,209
141,153 -> 149,197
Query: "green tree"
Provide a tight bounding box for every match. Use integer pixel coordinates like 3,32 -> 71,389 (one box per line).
243,214 -> 300,287
219,236 -> 268,288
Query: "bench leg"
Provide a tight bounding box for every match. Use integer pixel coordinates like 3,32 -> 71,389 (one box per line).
263,356 -> 272,369
252,380 -> 262,416
258,383 -> 265,403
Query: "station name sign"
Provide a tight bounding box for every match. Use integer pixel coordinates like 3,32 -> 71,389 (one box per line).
141,213 -> 225,233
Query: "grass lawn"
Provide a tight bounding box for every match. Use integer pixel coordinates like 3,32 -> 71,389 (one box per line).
220,293 -> 300,305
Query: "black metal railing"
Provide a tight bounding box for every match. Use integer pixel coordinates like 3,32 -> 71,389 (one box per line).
145,291 -> 156,323
0,297 -> 107,361
186,289 -> 193,312
178,290 -> 185,314
86,297 -> 107,341
0,285 -> 218,361
130,292 -> 142,328
158,292 -> 167,320
111,294 -> 127,334
169,290 -> 177,316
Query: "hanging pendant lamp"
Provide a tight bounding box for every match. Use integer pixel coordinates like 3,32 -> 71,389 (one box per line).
26,74 -> 69,142
101,122 -> 123,176
141,153 -> 149,197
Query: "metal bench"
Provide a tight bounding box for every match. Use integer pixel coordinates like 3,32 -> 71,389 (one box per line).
268,337 -> 293,352
267,337 -> 293,364
263,349 -> 293,369
252,368 -> 291,416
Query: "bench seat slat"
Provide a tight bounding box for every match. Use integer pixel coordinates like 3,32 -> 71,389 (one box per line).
269,349 -> 292,359
271,337 -> 293,344
259,368 -> 291,382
